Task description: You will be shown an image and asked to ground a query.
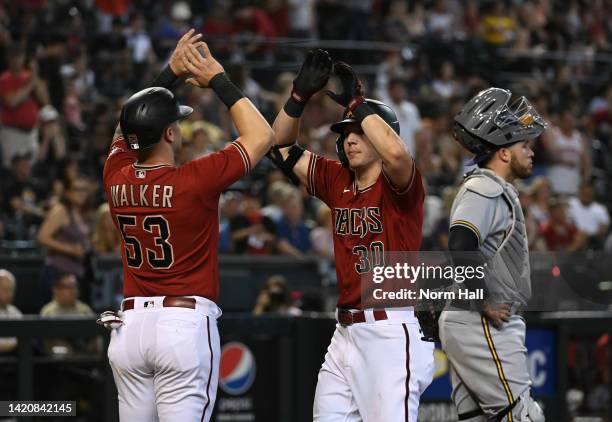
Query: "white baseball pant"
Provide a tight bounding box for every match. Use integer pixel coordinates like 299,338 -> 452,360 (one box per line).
313,308 -> 435,422
107,296 -> 221,422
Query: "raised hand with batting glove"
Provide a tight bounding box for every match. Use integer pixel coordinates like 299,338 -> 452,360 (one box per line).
284,48 -> 332,117
325,61 -> 366,113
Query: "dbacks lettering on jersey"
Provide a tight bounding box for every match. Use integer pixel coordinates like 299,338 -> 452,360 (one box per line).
334,207 -> 382,238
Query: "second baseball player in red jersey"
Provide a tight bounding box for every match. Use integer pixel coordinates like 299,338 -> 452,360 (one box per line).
270,49 -> 434,421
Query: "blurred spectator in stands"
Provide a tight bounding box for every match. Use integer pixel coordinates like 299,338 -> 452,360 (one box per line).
432,61 -> 458,100
543,108 -> 591,196
528,176 -> 552,227
230,192 -> 277,255
155,2 -> 191,54
482,0 -> 516,46
37,176 -> 91,301
459,0 -> 482,39
382,0 -> 413,43
538,197 -> 585,251
310,206 -> 334,260
288,0 -> 316,38
60,52 -> 96,108
379,78 -> 422,157
262,181 -> 293,223
62,77 -> 86,147
126,13 -> 155,89
40,273 -> 98,355
427,0 -> 455,41
231,2 -> 278,59
276,187 -> 312,256
2,151 -> 46,243
516,181 -> 540,250
0,269 -> 22,354
253,275 -> 301,316
424,186 -> 457,251
219,191 -> 243,253
189,121 -> 222,158
91,203 -> 121,255
0,44 -> 49,168
568,183 -> 610,249
35,105 -> 65,176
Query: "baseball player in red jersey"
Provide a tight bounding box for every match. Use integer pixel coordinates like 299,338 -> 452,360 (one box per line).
269,50 -> 434,421
99,31 -> 274,421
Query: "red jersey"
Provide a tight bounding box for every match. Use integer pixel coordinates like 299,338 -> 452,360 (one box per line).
0,70 -> 39,130
307,154 -> 424,309
103,135 -> 251,301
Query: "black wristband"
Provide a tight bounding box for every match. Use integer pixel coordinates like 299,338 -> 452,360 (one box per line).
150,65 -> 178,89
210,73 -> 245,109
352,102 -> 375,124
283,95 -> 307,118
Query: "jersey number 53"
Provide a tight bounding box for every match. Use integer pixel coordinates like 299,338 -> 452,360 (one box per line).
116,215 -> 174,269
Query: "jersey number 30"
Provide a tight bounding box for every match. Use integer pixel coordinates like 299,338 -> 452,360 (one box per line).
353,241 -> 384,274
117,215 -> 174,269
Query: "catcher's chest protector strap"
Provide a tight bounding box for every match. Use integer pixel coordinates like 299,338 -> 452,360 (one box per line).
268,144 -> 305,186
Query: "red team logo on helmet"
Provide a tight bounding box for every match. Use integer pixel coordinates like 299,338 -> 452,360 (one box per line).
219,342 -> 256,395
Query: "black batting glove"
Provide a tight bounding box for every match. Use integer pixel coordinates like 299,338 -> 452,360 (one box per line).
292,49 -> 332,102
284,49 -> 332,117
325,61 -> 365,112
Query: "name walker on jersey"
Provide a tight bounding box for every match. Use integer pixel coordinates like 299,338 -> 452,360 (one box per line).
110,184 -> 174,208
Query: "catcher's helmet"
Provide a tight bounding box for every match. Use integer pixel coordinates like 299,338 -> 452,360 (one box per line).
330,99 -> 400,167
454,87 -> 547,164
119,87 -> 193,150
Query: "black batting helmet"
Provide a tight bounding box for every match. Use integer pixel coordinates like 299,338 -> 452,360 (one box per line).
119,87 -> 193,150
330,99 -> 400,167
453,87 -> 547,165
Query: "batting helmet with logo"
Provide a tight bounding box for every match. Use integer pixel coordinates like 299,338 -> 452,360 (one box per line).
119,87 -> 193,150
330,99 -> 400,167
454,87 -> 547,164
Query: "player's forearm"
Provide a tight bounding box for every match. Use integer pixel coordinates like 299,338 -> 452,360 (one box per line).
272,108 -> 301,147
361,114 -> 412,168
229,98 -> 275,158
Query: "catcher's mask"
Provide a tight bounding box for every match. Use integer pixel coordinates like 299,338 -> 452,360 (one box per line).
120,87 -> 193,151
454,87 -> 547,165
330,99 -> 400,167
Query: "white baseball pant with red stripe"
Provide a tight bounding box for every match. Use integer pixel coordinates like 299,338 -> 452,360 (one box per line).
313,308 -> 435,422
107,296 -> 221,422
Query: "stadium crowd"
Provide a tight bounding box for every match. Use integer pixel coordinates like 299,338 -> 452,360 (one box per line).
0,0 -> 610,261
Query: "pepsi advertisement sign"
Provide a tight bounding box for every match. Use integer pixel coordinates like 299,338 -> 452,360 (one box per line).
214,339 -> 278,421
219,342 -> 257,396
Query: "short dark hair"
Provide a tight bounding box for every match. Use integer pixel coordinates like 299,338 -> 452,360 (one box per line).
53,273 -> 77,288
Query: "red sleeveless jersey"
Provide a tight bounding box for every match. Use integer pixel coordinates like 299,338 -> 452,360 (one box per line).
103,136 -> 251,301
306,154 -> 424,309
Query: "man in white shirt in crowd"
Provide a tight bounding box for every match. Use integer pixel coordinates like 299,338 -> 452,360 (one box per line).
379,77 -> 422,157
568,182 -> 610,248
0,269 -> 23,353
